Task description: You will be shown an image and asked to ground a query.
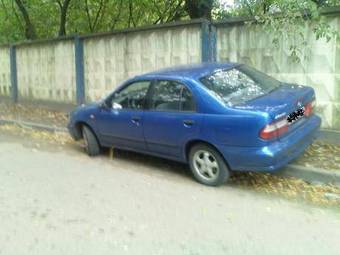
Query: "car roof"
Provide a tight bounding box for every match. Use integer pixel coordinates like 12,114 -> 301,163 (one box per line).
137,62 -> 239,80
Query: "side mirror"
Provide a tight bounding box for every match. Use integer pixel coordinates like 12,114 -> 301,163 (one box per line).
112,102 -> 122,110
99,100 -> 109,109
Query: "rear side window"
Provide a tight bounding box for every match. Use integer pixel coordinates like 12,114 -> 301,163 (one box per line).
200,64 -> 281,106
147,80 -> 195,112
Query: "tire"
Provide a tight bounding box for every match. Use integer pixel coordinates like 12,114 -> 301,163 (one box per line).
82,125 -> 100,156
189,144 -> 230,186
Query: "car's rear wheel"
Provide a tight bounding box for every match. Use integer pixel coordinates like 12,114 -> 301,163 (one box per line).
189,144 -> 230,186
82,125 -> 100,156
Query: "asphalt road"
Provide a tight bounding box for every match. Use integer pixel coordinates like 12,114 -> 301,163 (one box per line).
0,133 -> 340,255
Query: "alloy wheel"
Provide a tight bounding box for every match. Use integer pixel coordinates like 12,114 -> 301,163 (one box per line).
192,150 -> 220,182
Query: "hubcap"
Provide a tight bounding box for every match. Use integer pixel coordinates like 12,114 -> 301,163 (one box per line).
192,150 -> 219,181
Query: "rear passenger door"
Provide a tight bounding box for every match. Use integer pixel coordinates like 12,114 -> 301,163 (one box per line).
143,80 -> 202,159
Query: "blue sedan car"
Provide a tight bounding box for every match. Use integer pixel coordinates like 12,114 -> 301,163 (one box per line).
68,62 -> 321,186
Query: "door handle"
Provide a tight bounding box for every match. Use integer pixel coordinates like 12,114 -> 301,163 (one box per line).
131,116 -> 141,121
183,119 -> 195,126
131,116 -> 141,125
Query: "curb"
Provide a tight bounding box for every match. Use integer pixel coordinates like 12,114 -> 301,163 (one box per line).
1,118 -> 340,186
278,164 -> 340,186
0,119 -> 67,133
318,129 -> 340,145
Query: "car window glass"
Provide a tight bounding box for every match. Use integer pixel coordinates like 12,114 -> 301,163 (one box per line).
149,81 -> 195,112
200,65 -> 281,106
111,81 -> 150,110
180,86 -> 195,111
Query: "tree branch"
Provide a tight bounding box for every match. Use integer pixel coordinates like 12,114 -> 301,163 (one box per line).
111,0 -> 123,29
58,0 -> 72,36
14,0 -> 37,40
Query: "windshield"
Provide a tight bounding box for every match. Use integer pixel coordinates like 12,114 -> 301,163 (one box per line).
200,64 -> 281,106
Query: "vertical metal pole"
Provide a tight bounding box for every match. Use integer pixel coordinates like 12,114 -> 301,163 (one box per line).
201,20 -> 210,63
201,20 -> 217,63
75,36 -> 85,105
10,46 -> 18,103
210,24 -> 217,62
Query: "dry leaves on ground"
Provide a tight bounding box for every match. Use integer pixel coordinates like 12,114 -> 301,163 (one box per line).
1,123 -> 339,207
0,102 -> 69,128
295,141 -> 340,171
0,124 -> 73,145
231,172 -> 340,207
2,102 -> 339,172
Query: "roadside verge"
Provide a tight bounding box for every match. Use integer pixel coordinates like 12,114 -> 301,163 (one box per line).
1,117 -> 339,187
278,164 -> 340,186
0,119 -> 67,133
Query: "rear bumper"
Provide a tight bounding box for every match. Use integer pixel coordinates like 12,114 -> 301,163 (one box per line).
217,115 -> 321,172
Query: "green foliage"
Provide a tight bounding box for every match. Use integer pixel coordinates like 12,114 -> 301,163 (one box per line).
0,0 -> 339,63
0,1 -> 22,43
0,0 -> 60,43
0,0 -> 187,44
67,0 -> 187,33
214,0 -> 340,62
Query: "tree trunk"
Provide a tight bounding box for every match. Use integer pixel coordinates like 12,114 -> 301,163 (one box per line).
184,0 -> 213,20
14,0 -> 37,40
311,0 -> 327,7
58,0 -> 72,36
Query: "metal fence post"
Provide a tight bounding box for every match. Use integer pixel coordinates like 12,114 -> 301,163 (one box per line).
201,20 -> 217,63
75,36 -> 85,105
209,24 -> 217,62
201,20 -> 210,62
10,46 -> 18,103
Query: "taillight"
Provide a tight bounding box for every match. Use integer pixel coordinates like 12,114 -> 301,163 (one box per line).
260,118 -> 288,140
304,99 -> 315,117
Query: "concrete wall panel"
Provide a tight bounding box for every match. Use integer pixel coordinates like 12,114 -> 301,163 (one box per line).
16,40 -> 76,103
84,25 -> 201,101
0,47 -> 11,97
216,16 -> 340,129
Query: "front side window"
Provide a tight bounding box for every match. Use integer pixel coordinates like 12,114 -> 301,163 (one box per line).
110,81 -> 150,110
200,64 -> 281,106
148,80 -> 195,112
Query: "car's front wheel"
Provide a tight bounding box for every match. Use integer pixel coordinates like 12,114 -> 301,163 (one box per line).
82,125 -> 100,156
189,144 -> 230,186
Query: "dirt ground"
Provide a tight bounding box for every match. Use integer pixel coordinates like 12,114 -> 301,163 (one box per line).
0,127 -> 340,255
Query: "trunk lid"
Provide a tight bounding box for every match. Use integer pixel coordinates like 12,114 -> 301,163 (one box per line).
234,83 -> 315,120
234,83 -> 316,139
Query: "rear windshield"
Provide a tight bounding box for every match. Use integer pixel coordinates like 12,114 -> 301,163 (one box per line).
200,64 -> 281,106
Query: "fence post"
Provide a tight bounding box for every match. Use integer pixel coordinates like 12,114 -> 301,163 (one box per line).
9,46 -> 18,103
75,36 -> 85,105
210,24 -> 217,62
201,20 -> 210,62
201,20 -> 217,63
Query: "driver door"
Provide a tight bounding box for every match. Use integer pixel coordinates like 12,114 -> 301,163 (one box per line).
96,80 -> 150,151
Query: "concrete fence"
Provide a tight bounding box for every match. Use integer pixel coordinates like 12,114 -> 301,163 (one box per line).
82,22 -> 205,102
0,46 -> 11,97
0,9 -> 340,130
0,20 -> 212,105
16,40 -> 76,103
215,12 -> 340,129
